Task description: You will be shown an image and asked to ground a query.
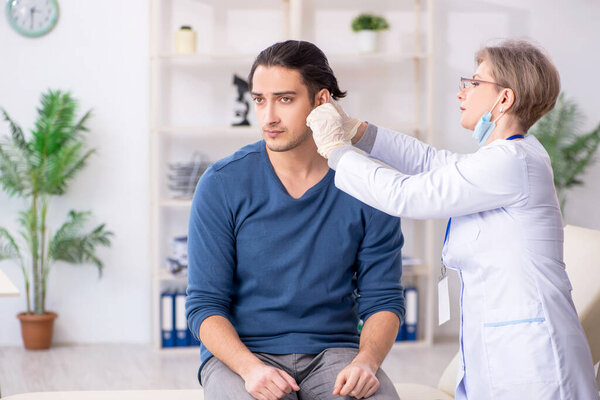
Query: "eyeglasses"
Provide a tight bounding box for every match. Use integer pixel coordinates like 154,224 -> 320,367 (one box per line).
459,77 -> 500,91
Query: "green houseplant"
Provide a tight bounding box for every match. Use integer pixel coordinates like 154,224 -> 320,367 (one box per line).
0,89 -> 113,349
351,13 -> 390,53
351,14 -> 390,32
530,93 -> 600,212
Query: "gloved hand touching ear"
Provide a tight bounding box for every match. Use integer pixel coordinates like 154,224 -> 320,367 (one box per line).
306,102 -> 348,158
330,100 -> 363,140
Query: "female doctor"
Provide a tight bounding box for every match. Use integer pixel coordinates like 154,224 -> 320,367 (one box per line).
306,40 -> 599,399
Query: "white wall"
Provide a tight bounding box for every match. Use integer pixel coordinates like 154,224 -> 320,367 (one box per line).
0,0 -> 150,345
1,1 -> 598,345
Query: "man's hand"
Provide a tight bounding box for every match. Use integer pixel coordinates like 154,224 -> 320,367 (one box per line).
242,363 -> 300,400
332,361 -> 379,399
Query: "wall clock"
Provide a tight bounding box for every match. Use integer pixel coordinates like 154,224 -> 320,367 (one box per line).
6,0 -> 59,38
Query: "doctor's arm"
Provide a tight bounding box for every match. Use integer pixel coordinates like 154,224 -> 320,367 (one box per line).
334,210 -> 404,398
185,170 -> 299,400
351,123 -> 463,175
331,145 -> 529,219
308,102 -> 462,175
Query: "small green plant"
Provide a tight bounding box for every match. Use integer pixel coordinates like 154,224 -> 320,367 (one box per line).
530,93 -> 600,211
0,89 -> 113,315
351,13 -> 390,32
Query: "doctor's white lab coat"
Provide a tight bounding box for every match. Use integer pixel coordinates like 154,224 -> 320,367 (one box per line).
332,125 -> 598,400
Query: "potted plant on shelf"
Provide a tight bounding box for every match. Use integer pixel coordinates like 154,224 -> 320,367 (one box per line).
0,89 -> 113,350
530,93 -> 600,212
351,13 -> 390,53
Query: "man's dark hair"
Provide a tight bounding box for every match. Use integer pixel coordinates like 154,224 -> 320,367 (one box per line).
248,40 -> 347,104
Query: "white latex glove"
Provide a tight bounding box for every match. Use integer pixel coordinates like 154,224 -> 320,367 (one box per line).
306,102 -> 348,158
330,100 -> 362,140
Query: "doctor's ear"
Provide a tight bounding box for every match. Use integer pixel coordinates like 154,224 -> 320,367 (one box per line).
314,89 -> 330,107
499,88 -> 516,113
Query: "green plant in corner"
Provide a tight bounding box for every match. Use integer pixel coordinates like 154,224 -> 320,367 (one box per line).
0,89 -> 113,316
351,13 -> 390,32
530,93 -> 600,212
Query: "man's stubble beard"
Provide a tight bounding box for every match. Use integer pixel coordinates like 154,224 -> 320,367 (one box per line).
265,127 -> 313,153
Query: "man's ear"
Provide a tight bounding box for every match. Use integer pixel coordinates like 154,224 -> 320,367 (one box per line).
314,89 -> 331,107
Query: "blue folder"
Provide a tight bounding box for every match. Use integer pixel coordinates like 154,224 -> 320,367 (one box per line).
404,286 -> 418,341
174,291 -> 189,347
161,292 -> 175,348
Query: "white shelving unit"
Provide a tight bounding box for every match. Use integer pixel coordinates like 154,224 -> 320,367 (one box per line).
149,0 -> 435,350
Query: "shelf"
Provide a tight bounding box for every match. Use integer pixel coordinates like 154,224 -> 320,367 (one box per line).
152,52 -> 429,65
150,0 -> 436,350
152,53 -> 256,64
154,269 -> 188,281
307,0 -> 425,12
402,256 -> 422,266
328,52 -> 429,64
152,125 -> 261,138
401,264 -> 430,278
159,198 -> 193,208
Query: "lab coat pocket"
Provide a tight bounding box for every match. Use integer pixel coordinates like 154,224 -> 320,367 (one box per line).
483,302 -> 558,387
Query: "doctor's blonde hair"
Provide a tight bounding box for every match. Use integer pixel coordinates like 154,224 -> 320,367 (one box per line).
476,39 -> 560,132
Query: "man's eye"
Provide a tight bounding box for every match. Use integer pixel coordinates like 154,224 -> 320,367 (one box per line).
253,97 -> 264,104
280,97 -> 292,103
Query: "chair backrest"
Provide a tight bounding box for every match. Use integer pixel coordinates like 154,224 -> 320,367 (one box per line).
437,351 -> 460,396
564,224 -> 600,365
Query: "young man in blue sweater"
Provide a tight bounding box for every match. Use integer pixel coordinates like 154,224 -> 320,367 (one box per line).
186,40 -> 405,400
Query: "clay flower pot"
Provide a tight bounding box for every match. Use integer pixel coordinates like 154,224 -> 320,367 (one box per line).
17,312 -> 58,350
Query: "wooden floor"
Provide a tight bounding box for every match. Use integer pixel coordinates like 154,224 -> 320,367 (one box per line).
0,340 -> 458,397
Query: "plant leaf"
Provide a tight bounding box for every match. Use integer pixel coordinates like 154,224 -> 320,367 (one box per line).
48,211 -> 113,277
1,108 -> 29,153
0,226 -> 21,261
0,141 -> 29,196
530,93 -> 600,211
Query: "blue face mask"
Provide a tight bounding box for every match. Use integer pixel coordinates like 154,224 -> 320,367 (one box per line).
472,94 -> 504,146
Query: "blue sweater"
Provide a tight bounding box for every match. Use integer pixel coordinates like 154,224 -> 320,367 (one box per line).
185,141 -> 405,378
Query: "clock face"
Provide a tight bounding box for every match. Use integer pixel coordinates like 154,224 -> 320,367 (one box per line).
6,0 -> 59,37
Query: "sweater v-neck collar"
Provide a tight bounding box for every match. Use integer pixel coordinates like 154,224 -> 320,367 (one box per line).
260,141 -> 334,200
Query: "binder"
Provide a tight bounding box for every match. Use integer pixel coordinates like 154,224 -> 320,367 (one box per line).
404,286 -> 418,341
188,303 -> 201,346
395,324 -> 405,341
188,332 -> 201,347
161,292 -> 175,348
174,291 -> 189,347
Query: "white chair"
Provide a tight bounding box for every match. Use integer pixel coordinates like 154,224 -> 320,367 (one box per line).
563,225 -> 600,375
392,352 -> 458,400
